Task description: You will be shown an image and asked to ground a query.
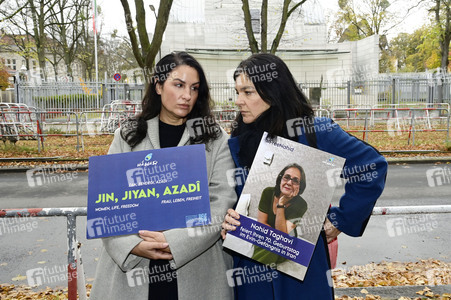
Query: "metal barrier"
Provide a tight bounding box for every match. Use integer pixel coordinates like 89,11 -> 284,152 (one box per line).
330,105 -> 450,145
0,207 -> 87,300
1,103 -> 450,151
1,204 -> 451,299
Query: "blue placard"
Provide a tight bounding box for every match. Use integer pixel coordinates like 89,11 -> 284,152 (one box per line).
227,215 -> 315,267
86,144 -> 211,239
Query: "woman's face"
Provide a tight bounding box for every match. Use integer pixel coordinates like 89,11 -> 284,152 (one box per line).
157,65 -> 200,125
280,167 -> 301,197
234,73 -> 270,124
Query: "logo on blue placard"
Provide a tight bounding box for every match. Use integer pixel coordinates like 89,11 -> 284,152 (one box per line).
185,213 -> 208,227
145,153 -> 153,161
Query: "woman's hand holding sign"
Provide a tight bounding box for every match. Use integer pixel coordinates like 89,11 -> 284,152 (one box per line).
131,230 -> 173,260
221,208 -> 241,239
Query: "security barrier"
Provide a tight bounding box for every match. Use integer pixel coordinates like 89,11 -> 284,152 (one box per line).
1,205 -> 451,300
1,103 -> 450,151
330,104 -> 450,145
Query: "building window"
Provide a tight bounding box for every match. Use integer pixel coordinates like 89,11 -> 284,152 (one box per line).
32,60 -> 37,70
6,59 -> 16,70
250,9 -> 260,34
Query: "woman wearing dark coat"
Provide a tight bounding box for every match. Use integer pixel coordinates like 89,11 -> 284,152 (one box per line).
222,53 -> 388,299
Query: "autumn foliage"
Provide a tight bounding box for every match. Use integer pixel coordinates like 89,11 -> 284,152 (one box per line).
0,66 -> 11,91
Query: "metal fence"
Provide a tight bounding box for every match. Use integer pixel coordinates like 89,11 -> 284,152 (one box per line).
15,81 -> 145,111
14,75 -> 451,112
302,77 -> 451,108
1,102 -> 449,152
1,204 -> 451,300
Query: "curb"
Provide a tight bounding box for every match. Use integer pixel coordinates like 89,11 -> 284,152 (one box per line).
386,156 -> 451,164
335,284 -> 451,299
0,164 -> 89,173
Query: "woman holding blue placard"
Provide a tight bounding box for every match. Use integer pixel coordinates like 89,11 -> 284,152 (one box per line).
221,53 -> 388,299
90,52 -> 236,300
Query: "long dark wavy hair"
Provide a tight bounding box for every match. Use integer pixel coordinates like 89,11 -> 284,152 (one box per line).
274,163 -> 306,197
232,53 -> 314,139
121,51 -> 220,148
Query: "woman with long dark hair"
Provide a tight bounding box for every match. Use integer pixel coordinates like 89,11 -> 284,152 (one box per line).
222,53 -> 387,299
90,52 -> 236,300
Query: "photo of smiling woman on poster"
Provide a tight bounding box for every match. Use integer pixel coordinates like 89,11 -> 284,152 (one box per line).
251,163 -> 308,264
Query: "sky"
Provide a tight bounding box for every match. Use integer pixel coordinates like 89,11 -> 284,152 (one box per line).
99,0 -> 430,41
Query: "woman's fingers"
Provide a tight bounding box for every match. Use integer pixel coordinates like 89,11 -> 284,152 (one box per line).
221,209 -> 241,239
131,241 -> 173,260
138,231 -> 171,254
324,218 -> 341,243
139,230 -> 165,241
227,208 -> 240,220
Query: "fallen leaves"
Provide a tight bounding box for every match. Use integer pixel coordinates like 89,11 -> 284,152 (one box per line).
0,284 -> 74,300
10,275 -> 27,282
1,260 -> 450,299
333,259 -> 451,288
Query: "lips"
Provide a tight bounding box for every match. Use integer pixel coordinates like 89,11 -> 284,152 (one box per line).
178,104 -> 190,110
282,185 -> 292,192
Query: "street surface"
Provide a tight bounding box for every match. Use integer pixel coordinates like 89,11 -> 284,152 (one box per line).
0,163 -> 450,288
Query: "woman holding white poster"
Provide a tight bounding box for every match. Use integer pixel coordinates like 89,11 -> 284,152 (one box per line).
221,53 -> 388,299
90,52 -> 236,300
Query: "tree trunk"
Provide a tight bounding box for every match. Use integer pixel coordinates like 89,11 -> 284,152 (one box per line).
120,0 -> 173,83
242,0 -> 259,53
270,0 -> 306,54
261,0 -> 268,53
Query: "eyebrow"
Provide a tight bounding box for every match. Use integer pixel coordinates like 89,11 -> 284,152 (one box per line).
172,78 -> 200,86
235,86 -> 255,91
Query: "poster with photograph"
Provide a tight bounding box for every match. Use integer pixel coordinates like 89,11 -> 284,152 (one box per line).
86,144 -> 211,239
222,133 -> 345,280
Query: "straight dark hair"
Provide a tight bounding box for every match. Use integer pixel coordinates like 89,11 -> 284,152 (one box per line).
232,53 -> 314,139
121,51 -> 220,148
